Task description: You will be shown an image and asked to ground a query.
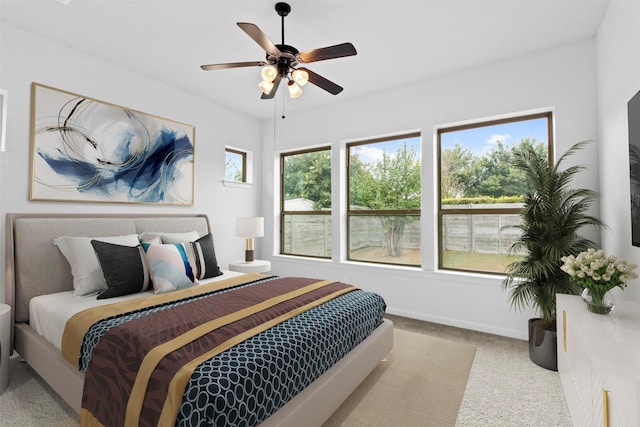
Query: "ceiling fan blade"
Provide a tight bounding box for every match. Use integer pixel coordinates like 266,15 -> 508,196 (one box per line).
298,43 -> 357,63
299,68 -> 343,95
237,22 -> 281,56
261,76 -> 282,99
200,61 -> 267,71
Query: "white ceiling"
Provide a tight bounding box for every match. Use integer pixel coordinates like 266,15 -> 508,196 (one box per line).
1,0 -> 611,120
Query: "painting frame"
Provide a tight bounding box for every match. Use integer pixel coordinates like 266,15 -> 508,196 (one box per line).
29,83 -> 195,205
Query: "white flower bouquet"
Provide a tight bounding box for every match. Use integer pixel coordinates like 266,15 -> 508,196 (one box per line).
561,248 -> 638,313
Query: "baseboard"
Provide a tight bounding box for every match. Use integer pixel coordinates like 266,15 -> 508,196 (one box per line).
385,307 -> 528,340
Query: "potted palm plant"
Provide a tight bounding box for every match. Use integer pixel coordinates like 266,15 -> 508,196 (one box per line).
502,140 -> 606,371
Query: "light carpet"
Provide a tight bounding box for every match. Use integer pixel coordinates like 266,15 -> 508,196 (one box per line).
0,327 -> 475,427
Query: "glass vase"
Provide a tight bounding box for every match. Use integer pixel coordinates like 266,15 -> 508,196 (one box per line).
581,288 -> 615,314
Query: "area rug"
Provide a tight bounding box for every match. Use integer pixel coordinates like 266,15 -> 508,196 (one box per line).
323,328 -> 477,427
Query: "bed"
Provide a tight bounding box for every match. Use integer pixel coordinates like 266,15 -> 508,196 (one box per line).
4,213 -> 393,426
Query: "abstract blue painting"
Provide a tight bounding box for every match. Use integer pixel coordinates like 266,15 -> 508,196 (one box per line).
30,83 -> 195,205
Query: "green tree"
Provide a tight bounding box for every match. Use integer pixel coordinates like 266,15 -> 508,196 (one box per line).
441,137 -> 547,199
350,143 -> 421,257
284,150 -> 331,210
349,155 -> 375,208
224,157 -> 242,181
440,143 -> 475,198
469,140 -> 519,197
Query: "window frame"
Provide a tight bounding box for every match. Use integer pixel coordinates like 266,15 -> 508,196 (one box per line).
436,111 -> 554,275
280,146 -> 332,259
346,132 -> 422,267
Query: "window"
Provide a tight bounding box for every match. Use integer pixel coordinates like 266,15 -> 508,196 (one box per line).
347,133 -> 421,266
280,147 -> 331,258
438,112 -> 552,274
225,148 -> 246,182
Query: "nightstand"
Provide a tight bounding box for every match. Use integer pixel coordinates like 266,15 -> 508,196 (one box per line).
229,260 -> 271,273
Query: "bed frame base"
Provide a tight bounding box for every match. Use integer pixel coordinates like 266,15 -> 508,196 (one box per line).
15,319 -> 393,426
261,318 -> 393,426
15,323 -> 84,412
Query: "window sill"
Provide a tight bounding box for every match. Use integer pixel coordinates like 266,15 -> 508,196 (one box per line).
222,180 -> 252,189
271,254 -> 503,285
272,254 -> 421,273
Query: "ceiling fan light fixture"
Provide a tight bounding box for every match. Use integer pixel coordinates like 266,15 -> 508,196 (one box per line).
200,2 -> 356,99
260,65 -> 278,82
291,69 -> 309,86
288,80 -> 302,98
259,79 -> 274,95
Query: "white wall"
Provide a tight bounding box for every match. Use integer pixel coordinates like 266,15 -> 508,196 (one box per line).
0,24 -> 264,302
2,12 -> 628,339
596,0 -> 640,304
261,40 -> 601,340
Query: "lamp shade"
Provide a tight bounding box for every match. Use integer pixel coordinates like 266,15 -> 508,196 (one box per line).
236,217 -> 264,238
260,65 -> 278,82
291,69 -> 309,86
288,81 -> 302,98
259,80 -> 274,95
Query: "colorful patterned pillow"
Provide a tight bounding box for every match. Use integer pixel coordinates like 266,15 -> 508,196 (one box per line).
163,233 -> 223,280
141,242 -> 198,294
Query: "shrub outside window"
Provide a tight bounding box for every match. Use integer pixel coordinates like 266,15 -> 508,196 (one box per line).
281,147 -> 331,258
347,133 -> 421,267
438,112 -> 553,274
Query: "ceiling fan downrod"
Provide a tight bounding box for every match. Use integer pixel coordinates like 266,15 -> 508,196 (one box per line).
275,2 -> 291,45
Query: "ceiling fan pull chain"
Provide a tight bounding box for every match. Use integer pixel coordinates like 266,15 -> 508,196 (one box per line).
281,89 -> 286,119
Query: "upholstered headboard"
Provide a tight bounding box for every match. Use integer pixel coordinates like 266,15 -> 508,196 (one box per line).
5,213 -> 211,345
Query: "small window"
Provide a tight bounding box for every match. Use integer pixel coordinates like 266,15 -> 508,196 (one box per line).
225,148 -> 246,182
438,112 -> 552,274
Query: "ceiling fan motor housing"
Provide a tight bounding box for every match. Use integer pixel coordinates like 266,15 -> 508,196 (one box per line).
267,44 -> 300,76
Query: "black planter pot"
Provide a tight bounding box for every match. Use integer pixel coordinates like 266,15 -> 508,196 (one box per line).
528,318 -> 557,371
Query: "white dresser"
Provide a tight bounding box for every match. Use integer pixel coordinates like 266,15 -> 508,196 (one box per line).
557,294 -> 640,426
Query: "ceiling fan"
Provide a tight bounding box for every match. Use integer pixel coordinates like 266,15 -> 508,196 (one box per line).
200,2 -> 357,99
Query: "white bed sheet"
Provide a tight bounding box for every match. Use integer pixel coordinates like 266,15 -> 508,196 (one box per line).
29,270 -> 247,350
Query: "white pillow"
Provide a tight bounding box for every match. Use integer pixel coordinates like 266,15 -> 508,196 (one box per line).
138,231 -> 200,243
54,234 -> 141,296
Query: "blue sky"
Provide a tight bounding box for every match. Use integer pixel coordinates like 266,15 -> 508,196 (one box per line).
352,136 -> 422,165
440,117 -> 549,156
225,150 -> 243,180
352,117 -> 547,164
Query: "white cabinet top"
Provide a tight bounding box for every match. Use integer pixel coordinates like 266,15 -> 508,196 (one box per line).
559,294 -> 640,379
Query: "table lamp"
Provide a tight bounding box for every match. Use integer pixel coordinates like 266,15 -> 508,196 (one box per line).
236,217 -> 264,262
